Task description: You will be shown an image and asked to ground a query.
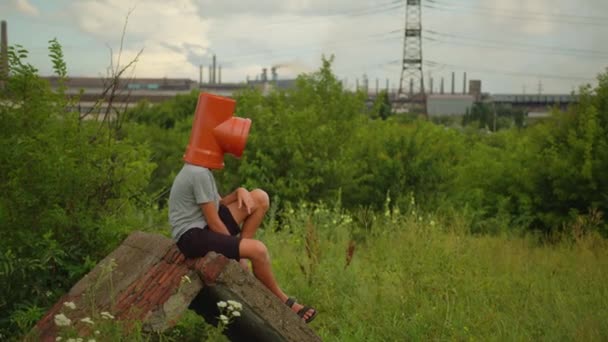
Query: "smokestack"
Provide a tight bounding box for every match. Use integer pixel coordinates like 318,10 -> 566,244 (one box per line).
208,65 -> 212,83
1,20 -> 8,90
212,54 -> 216,84
440,77 -> 444,94
463,72 -> 467,94
375,78 -> 379,95
409,78 -> 413,96
261,68 -> 267,82
451,72 -> 455,95
199,65 -> 203,87
271,66 -> 278,82
430,77 -> 434,94
218,66 -> 222,84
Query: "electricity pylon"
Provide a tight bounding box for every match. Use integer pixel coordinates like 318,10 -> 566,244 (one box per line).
398,0 -> 424,98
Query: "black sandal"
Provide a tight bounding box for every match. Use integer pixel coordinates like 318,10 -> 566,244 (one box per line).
285,297 -> 317,324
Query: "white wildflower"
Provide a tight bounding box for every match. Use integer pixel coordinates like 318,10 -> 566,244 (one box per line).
228,305 -> 234,312
80,317 -> 94,325
55,337 -> 62,342
232,311 -> 241,317
76,338 -> 83,342
430,220 -> 436,227
100,311 -> 115,320
88,339 -> 96,342
54,313 -> 72,327
180,275 -> 192,284
66,339 -> 76,342
219,315 -> 229,324
46,291 -> 53,297
63,301 -> 76,310
227,300 -> 242,310
216,301 -> 227,308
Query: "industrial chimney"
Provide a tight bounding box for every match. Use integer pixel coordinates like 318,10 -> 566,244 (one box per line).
261,68 -> 268,82
271,66 -> 278,82
451,72 -> 455,95
0,20 -> 8,90
212,54 -> 217,84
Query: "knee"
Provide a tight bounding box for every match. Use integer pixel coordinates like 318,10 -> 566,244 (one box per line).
251,240 -> 269,262
242,239 -> 269,262
251,189 -> 270,211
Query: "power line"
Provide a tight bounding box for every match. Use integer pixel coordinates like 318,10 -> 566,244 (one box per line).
425,59 -> 596,81
422,34 -> 608,60
424,29 -> 608,57
423,0 -> 608,27
24,2 -> 406,55
427,0 -> 608,23
45,31 -> 400,69
214,31 -> 401,64
348,2 -> 404,17
228,0 -> 404,36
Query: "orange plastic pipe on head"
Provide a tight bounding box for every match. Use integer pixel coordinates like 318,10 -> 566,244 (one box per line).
183,93 -> 252,169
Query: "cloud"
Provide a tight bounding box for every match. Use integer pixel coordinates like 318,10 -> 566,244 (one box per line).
0,0 -> 40,17
16,0 -> 39,17
68,0 -> 211,78
194,0 -> 379,18
487,0 -> 555,35
50,0 -> 605,92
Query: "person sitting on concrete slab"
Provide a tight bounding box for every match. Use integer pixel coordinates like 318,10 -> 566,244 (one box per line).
168,93 -> 317,324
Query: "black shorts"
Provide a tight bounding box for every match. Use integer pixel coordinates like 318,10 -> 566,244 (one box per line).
177,204 -> 242,260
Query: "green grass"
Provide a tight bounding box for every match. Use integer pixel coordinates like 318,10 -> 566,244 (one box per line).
34,205 -> 608,341
258,208 -> 608,341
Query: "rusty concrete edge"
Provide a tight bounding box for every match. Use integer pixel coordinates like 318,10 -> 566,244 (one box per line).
213,260 -> 322,341
30,232 -> 320,341
30,231 -> 175,340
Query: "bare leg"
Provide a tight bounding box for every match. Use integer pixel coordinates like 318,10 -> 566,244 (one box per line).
226,189 -> 269,239
240,189 -> 269,238
239,238 -> 316,321
227,189 -> 269,272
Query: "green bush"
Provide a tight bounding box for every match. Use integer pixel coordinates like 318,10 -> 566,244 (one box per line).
122,59 -> 608,237
0,42 -> 155,337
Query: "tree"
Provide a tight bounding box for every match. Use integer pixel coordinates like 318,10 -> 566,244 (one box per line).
0,41 -> 154,337
371,90 -> 392,120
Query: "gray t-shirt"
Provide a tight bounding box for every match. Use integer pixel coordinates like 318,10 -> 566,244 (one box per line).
168,164 -> 221,241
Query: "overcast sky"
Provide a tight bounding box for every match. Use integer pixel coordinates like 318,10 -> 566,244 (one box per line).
2,0 -> 607,93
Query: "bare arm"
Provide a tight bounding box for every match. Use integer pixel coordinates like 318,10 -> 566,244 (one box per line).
219,187 -> 243,206
220,187 -> 254,214
200,202 -> 230,235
